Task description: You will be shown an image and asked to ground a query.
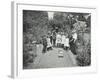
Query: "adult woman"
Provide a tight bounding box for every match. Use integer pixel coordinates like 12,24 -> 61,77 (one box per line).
69,35 -> 77,55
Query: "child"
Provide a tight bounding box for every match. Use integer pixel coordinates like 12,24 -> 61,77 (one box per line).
61,33 -> 66,48
42,35 -> 47,53
56,33 -> 62,47
52,31 -> 56,47
64,36 -> 70,50
47,36 -> 52,51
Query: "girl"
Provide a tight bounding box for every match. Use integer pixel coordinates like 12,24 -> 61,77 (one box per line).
61,33 -> 66,48
47,36 -> 52,51
64,36 -> 70,50
56,32 -> 62,47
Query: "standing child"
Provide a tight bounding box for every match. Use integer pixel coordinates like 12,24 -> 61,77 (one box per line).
52,31 -> 56,47
64,36 -> 70,50
42,35 -> 47,53
47,36 -> 52,51
61,33 -> 66,48
50,33 -> 53,45
56,32 -> 62,47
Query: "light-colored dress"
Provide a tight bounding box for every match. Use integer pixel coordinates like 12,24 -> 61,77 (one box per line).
56,34 -> 62,44
64,38 -> 69,47
47,37 -> 52,48
72,33 -> 77,42
61,35 -> 66,45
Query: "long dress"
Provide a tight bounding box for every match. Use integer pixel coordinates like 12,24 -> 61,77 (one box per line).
69,37 -> 76,55
42,38 -> 47,53
52,32 -> 56,46
56,34 -> 62,45
61,35 -> 66,45
64,38 -> 70,47
72,33 -> 77,42
47,37 -> 52,48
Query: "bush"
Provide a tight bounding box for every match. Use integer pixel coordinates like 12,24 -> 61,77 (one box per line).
76,44 -> 91,66
23,43 -> 37,67
23,10 -> 48,67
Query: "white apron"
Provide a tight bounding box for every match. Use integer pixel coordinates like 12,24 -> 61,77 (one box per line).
64,38 -> 69,47
47,38 -> 52,48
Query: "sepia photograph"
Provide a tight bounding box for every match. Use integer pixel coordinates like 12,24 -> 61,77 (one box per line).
23,10 -> 91,69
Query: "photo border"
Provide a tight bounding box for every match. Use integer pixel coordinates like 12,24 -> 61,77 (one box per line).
11,1 -> 97,78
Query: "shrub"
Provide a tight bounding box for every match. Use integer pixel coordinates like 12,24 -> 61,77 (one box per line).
76,44 -> 91,66
23,43 -> 37,67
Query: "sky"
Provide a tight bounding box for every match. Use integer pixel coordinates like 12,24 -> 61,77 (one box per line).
48,12 -> 54,20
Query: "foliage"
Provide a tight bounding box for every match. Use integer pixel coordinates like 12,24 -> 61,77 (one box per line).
23,10 -> 48,40
23,10 -> 91,67
76,43 -> 91,66
73,21 -> 87,32
23,43 -> 37,67
23,10 -> 48,67
75,32 -> 91,66
48,12 -> 91,66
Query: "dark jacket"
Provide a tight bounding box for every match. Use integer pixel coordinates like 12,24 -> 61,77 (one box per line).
42,38 -> 47,46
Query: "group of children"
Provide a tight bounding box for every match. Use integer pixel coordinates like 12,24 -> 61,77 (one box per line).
42,30 -> 77,53
56,32 -> 69,50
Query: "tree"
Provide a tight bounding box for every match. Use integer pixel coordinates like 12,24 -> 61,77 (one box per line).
23,10 -> 48,67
